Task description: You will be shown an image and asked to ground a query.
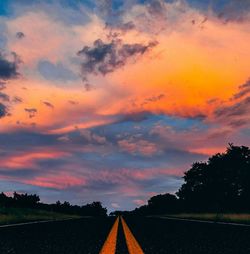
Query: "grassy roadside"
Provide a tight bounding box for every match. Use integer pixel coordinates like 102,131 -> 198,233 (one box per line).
160,213 -> 250,224
0,207 -> 81,225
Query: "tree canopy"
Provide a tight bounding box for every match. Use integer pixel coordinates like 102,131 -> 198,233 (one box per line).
117,144 -> 250,216
177,144 -> 250,212
0,192 -> 107,217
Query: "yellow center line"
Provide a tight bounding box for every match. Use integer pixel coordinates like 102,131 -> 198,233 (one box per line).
99,217 -> 119,254
121,217 -> 144,254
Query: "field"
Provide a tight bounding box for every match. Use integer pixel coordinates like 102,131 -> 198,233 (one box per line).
164,213 -> 250,224
0,207 -> 80,225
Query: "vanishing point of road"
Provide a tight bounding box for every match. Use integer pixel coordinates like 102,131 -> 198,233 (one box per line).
0,216 -> 250,253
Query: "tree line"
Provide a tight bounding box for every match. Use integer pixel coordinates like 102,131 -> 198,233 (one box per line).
111,144 -> 250,216
0,192 -> 107,217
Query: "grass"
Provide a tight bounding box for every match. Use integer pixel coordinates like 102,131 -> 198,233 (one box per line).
163,213 -> 250,224
0,207 -> 80,225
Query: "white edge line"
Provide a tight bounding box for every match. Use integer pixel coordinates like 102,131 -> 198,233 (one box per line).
0,217 -> 80,228
155,216 -> 250,227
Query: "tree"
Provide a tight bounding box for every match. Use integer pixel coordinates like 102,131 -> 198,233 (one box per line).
82,201 -> 107,217
13,192 -> 40,208
0,192 -> 12,207
147,193 -> 179,214
177,144 -> 250,212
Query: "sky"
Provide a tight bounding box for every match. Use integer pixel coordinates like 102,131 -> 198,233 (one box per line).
0,0 -> 250,211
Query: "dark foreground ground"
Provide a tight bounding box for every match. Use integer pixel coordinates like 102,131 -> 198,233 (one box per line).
125,216 -> 250,254
0,217 -> 115,254
0,216 -> 250,254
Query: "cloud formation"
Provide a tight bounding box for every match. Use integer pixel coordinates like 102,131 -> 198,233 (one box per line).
0,102 -> 8,118
16,32 -> 25,39
77,38 -> 158,76
43,101 -> 54,109
0,52 -> 20,80
0,92 -> 10,102
24,108 -> 37,118
232,79 -> 250,100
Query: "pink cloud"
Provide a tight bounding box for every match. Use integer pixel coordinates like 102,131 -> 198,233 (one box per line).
22,174 -> 86,190
111,203 -> 120,209
1,150 -> 71,169
118,138 -> 159,156
133,199 -> 146,206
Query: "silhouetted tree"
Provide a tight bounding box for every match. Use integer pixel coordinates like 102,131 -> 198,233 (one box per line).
13,192 -> 40,208
147,193 -> 179,214
125,193 -> 179,216
177,144 -> 250,212
0,192 -> 107,216
0,192 -> 12,207
110,210 -> 131,216
81,202 -> 107,217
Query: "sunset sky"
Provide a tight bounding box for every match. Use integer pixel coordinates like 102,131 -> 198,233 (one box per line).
0,0 -> 250,211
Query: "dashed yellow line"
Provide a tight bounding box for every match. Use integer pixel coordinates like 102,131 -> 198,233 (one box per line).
121,217 -> 144,254
99,217 -> 119,254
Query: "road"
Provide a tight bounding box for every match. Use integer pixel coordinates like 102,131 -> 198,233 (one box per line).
0,216 -> 250,253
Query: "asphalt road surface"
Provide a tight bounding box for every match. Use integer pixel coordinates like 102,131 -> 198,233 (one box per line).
0,216 -> 250,254
0,217 -> 115,254
125,216 -> 250,254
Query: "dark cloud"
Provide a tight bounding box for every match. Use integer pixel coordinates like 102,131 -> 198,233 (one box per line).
0,131 -> 60,148
232,79 -> 250,100
118,21 -> 135,31
105,21 -> 136,42
229,119 -> 248,128
215,79 -> 250,127
216,0 -> 250,23
188,113 -> 207,120
16,32 -> 25,39
207,98 -> 219,105
12,96 -> 23,103
207,129 -> 232,140
141,94 -> 165,106
215,97 -> 250,119
0,102 -> 8,118
118,111 -> 154,123
106,21 -> 135,38
43,101 -> 54,109
25,108 -> 37,118
0,52 -> 20,80
77,39 -> 158,76
147,0 -> 167,16
0,169 -> 37,178
68,100 -> 79,105
0,92 -> 10,102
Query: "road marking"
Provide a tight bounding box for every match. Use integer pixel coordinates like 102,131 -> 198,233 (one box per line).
121,217 -> 144,254
156,216 -> 250,227
0,218 -> 78,228
99,217 -> 119,254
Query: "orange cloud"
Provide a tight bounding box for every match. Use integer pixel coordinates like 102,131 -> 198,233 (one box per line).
2,4 -> 250,135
